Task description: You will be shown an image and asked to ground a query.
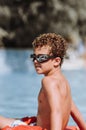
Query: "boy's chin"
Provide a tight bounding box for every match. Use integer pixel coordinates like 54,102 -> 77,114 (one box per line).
37,72 -> 43,74
36,70 -> 43,74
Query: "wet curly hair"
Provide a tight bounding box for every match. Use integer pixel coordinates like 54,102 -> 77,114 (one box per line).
32,33 -> 68,65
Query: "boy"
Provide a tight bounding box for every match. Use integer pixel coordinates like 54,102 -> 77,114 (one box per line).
30,33 -> 86,130
0,33 -> 86,130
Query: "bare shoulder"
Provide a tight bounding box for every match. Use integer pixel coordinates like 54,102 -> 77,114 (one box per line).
42,75 -> 71,97
41,76 -> 60,94
42,76 -> 58,87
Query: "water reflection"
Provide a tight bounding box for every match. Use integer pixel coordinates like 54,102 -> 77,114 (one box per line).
5,49 -> 30,72
0,49 -> 33,73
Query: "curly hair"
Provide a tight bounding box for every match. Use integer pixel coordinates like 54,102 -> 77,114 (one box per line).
32,33 -> 68,65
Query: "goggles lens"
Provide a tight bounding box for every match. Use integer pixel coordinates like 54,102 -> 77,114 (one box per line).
30,54 -> 56,63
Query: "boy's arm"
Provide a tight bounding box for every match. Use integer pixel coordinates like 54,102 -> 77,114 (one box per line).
0,116 -> 15,129
42,78 -> 63,130
71,100 -> 86,130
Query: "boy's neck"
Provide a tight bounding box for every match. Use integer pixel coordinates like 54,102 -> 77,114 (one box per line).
44,66 -> 61,76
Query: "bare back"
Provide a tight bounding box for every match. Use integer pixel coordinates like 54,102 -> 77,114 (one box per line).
37,73 -> 72,130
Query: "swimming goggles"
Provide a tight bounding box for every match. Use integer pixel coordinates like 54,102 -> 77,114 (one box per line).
30,54 -> 57,63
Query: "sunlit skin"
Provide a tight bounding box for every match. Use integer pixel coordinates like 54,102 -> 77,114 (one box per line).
34,46 -> 72,130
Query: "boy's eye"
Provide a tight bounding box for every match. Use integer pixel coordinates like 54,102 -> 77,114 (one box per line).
38,55 -> 48,59
30,54 -> 57,63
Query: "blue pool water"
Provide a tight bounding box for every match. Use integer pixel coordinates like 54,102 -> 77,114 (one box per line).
0,49 -> 86,126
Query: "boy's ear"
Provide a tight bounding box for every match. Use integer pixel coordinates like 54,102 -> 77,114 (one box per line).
54,57 -> 61,66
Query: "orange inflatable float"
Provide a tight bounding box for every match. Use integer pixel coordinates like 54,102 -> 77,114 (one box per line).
2,116 -> 77,130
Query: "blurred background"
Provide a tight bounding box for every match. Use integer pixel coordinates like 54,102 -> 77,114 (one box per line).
0,0 -> 86,49
0,0 -> 86,127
